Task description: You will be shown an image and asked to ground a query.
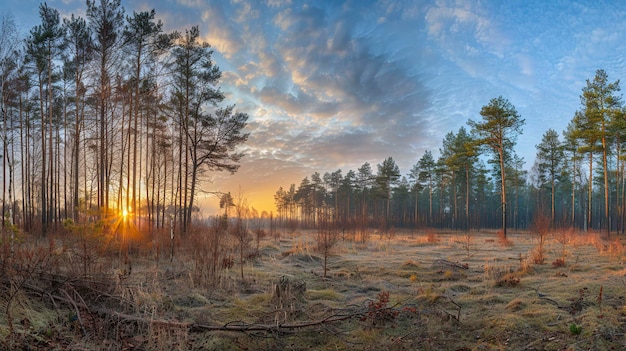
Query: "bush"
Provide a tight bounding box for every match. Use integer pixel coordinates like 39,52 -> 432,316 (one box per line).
186,221 -> 231,288
552,258 -> 565,267
569,323 -> 582,335
362,291 -> 399,326
426,230 -> 439,243
530,211 -> 551,264
497,230 -> 513,247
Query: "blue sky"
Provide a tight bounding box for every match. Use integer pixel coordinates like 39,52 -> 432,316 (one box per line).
7,0 -> 626,212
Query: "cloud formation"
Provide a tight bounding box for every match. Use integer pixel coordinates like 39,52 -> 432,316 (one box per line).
147,0 -> 626,212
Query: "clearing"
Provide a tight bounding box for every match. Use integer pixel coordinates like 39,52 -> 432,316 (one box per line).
1,228 -> 626,350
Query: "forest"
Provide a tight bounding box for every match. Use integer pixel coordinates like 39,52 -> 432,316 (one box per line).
0,1 -> 249,238
273,70 -> 625,237
1,1 -> 626,350
0,0 -> 624,243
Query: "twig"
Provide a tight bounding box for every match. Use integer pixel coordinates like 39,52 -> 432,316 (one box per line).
60,288 -> 87,336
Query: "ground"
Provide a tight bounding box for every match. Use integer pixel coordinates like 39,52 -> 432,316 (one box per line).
1,227 -> 625,350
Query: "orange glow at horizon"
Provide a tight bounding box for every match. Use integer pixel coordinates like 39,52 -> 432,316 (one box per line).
199,188 -> 278,217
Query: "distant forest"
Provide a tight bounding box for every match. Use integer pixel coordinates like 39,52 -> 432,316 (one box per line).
274,70 -> 625,236
0,1 -> 249,236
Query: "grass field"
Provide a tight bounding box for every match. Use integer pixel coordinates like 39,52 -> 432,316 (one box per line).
1,227 -> 625,350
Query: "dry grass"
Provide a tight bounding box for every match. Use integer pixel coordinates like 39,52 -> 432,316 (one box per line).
1,227 -> 626,350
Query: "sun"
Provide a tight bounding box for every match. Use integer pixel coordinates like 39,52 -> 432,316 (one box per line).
121,208 -> 129,219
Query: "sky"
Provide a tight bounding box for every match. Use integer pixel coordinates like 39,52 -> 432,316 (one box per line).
6,0 -> 626,215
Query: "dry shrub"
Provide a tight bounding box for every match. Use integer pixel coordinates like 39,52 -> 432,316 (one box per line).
272,275 -> 306,309
529,211 -> 551,264
564,229 -> 590,247
552,258 -> 566,267
585,230 -> 608,252
484,263 -> 521,287
496,230 -> 513,247
253,228 -> 266,252
316,214 -> 341,278
152,226 -> 175,264
608,238 -> 624,259
529,246 -> 545,265
1,236 -> 64,342
426,230 -> 439,243
516,254 -> 534,276
417,284 -> 441,303
459,231 -> 476,258
386,227 -> 396,240
146,323 -> 189,351
343,221 -> 365,243
59,220 -> 112,277
497,272 -> 521,287
282,235 -> 311,256
579,231 -> 625,259
554,227 -> 576,266
185,220 -> 231,288
362,291 -> 399,326
556,227 -> 576,246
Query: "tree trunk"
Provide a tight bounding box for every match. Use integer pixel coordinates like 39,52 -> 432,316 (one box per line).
39,75 -> 47,235
587,151 -> 593,230
499,148 -> 507,238
602,131 -> 609,235
571,154 -> 576,228
465,164 -> 470,232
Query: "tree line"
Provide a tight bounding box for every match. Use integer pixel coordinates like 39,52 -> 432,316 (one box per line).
0,1 -> 249,237
274,69 -> 625,237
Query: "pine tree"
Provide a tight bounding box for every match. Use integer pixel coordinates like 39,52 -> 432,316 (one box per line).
580,69 -> 622,234
535,129 -> 564,226
469,96 -> 525,237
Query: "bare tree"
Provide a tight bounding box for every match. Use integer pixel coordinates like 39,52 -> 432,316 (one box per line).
232,191 -> 251,281
530,210 -> 551,264
316,210 -> 340,278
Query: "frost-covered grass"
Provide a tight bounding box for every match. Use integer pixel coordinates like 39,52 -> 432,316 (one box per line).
2,228 -> 625,350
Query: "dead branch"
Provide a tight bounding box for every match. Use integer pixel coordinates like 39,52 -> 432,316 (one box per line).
60,288 -> 87,335
444,293 -> 462,321
432,259 -> 468,270
539,296 -> 561,306
13,271 -> 448,342
190,309 -> 363,334
21,277 -> 367,336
